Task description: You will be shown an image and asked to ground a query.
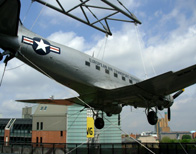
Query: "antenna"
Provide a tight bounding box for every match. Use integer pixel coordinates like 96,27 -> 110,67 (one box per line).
33,0 -> 141,35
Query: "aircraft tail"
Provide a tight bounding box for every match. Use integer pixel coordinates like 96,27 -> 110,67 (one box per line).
0,0 -> 21,36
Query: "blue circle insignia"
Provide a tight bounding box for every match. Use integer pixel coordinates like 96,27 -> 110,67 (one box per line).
32,37 -> 51,55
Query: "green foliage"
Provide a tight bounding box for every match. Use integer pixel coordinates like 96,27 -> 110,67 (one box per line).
161,135 -> 196,143
182,135 -> 191,140
161,137 -> 171,143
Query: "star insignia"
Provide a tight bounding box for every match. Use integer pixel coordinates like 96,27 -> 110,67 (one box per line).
35,39 -> 49,53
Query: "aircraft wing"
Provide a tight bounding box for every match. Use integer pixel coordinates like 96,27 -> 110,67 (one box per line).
17,64 -> 196,109
136,64 -> 196,96
16,98 -> 75,106
104,64 -> 196,104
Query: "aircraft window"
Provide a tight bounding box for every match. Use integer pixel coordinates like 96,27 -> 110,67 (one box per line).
129,79 -> 133,84
105,69 -> 109,74
114,73 -> 118,78
122,76 -> 126,81
85,61 -> 90,66
40,106 -> 44,110
96,65 -> 100,70
44,106 -> 47,111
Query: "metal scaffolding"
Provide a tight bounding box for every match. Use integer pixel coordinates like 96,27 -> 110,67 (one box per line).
33,0 -> 142,35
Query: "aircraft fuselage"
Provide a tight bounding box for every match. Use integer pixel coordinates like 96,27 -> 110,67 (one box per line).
17,24 -> 141,95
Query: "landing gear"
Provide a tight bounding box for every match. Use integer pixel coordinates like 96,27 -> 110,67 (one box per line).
93,111 -> 105,129
146,108 -> 158,125
0,50 -> 14,63
0,50 -> 15,86
94,117 -> 104,129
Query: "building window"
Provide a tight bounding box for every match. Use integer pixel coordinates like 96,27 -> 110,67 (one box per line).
85,61 -> 90,66
40,122 -> 43,130
37,122 -> 39,130
40,137 -> 42,143
105,69 -> 109,74
114,73 -> 118,78
60,131 -> 63,137
96,65 -> 100,70
36,137 -> 39,143
129,79 -> 133,84
122,76 -> 125,81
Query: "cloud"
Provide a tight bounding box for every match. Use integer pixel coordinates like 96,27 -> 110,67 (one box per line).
47,31 -> 87,51
0,58 -> 77,118
81,1 -> 196,133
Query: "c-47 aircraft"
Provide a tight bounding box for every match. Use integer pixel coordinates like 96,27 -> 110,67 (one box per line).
1,0 -> 196,129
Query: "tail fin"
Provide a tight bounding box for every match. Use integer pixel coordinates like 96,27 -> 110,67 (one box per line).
0,0 -> 21,36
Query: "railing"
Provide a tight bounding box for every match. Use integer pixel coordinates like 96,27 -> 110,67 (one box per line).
0,142 -> 195,154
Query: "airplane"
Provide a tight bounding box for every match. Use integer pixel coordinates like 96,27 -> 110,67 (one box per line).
1,0 -> 196,129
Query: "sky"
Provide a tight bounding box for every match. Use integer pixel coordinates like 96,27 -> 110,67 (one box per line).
0,0 -> 196,134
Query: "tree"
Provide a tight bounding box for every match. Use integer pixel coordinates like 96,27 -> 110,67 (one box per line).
161,136 -> 171,143
182,135 -> 191,140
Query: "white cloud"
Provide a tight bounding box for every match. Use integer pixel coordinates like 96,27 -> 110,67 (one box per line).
47,31 -> 87,51
0,58 -> 77,118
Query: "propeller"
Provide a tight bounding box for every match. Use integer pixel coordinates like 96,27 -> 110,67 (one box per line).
173,89 -> 184,99
168,89 -> 184,121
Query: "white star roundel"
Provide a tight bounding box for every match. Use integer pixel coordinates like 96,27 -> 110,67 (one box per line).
22,36 -> 61,55
33,37 -> 50,55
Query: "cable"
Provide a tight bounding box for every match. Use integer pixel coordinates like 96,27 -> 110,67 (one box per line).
67,111 -> 81,130
19,30 -> 155,154
101,34 -> 108,60
103,115 -> 156,154
66,112 -> 125,153
5,63 -> 25,71
158,111 -> 188,154
22,1 -> 33,23
0,63 -> 7,87
135,25 -> 148,79
150,48 -> 157,76
30,2 -> 47,31
96,36 -> 107,59
18,51 -> 93,110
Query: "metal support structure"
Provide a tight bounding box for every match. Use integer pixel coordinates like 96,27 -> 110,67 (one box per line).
33,0 -> 142,35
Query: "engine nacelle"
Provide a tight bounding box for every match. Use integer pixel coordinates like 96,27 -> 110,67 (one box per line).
103,104 -> 122,115
164,95 -> 174,108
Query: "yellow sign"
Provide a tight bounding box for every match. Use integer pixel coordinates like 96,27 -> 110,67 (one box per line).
87,117 -> 94,138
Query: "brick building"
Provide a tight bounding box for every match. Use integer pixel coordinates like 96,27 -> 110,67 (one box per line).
0,104 -> 121,144
32,104 -> 67,144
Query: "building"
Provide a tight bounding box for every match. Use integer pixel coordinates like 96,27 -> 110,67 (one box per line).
32,104 -> 67,144
0,104 -> 121,144
155,112 -> 170,134
67,104 -> 121,143
0,118 -> 32,143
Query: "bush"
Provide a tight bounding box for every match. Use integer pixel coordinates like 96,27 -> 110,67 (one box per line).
182,135 -> 191,140
161,137 -> 171,143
